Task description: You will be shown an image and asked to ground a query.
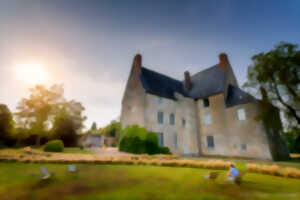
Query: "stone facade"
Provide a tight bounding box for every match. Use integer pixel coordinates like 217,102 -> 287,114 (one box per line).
197,94 -> 271,159
120,54 -> 283,160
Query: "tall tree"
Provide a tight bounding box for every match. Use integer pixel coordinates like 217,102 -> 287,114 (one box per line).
52,101 -> 86,147
15,84 -> 86,146
91,122 -> 97,131
244,42 -> 300,125
99,120 -> 121,137
52,100 -> 86,146
0,104 -> 14,144
15,85 -> 64,145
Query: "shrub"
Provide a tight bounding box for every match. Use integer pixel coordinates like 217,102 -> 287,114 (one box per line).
284,127 -> 300,153
158,146 -> 171,155
119,125 -> 171,155
145,132 -> 159,154
43,140 -> 64,152
120,136 -> 145,154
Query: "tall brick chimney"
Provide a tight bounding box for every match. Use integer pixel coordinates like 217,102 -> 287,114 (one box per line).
219,53 -> 229,71
132,54 -> 142,74
184,71 -> 192,90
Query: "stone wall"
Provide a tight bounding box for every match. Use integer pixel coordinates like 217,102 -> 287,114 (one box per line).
144,93 -> 200,156
225,102 -> 272,159
196,93 -> 272,160
197,94 -> 229,156
121,55 -> 146,129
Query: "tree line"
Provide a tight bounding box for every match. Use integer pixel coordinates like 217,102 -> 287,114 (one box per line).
0,84 -> 86,147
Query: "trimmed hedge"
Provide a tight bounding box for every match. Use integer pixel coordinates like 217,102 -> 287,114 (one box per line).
43,140 -> 64,152
119,125 -> 171,155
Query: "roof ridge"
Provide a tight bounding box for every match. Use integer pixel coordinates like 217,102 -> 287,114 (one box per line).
190,64 -> 220,78
141,66 -> 182,83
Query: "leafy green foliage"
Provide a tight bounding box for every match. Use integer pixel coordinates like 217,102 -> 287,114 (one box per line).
14,84 -> 86,146
119,136 -> 145,154
43,140 -> 64,152
91,122 -> 97,131
99,120 -> 121,137
284,127 -> 300,153
51,101 -> 85,147
158,146 -> 172,155
0,104 -> 14,145
119,125 -> 171,155
145,132 -> 159,154
244,42 -> 300,125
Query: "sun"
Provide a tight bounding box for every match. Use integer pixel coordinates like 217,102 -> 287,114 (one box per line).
15,63 -> 48,85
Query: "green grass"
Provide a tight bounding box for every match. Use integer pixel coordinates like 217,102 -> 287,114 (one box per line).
0,162 -> 299,200
63,147 -> 93,154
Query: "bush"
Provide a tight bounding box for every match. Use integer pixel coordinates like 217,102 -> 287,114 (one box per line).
119,125 -> 171,155
284,127 -> 300,153
43,140 -> 64,152
0,141 -> 6,149
158,146 -> 171,155
145,132 -> 159,154
119,136 -> 145,154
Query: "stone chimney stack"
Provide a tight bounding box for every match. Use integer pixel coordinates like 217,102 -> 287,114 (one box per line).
184,71 -> 192,90
219,53 -> 229,71
132,54 -> 142,74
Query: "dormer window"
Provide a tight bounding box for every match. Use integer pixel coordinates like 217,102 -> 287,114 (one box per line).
203,98 -> 210,108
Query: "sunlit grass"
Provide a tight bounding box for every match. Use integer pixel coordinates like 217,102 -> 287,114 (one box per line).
0,162 -> 299,200
63,148 -> 93,154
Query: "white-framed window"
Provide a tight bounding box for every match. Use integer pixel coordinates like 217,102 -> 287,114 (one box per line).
169,113 -> 175,125
182,119 -> 186,128
157,132 -> 164,146
237,109 -> 246,120
206,136 -> 214,148
158,97 -> 163,104
174,133 -> 178,150
203,114 -> 212,125
158,111 -> 164,124
241,144 -> 247,151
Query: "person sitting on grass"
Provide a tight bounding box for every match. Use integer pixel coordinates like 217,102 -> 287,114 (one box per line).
227,164 -> 239,181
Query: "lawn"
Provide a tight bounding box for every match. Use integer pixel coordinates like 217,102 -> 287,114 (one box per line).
0,147 -> 93,155
0,162 -> 299,200
63,147 -> 93,154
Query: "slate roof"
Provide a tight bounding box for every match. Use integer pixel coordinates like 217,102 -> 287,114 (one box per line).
225,84 -> 256,108
140,67 -> 188,100
139,65 -> 255,108
187,64 -> 225,99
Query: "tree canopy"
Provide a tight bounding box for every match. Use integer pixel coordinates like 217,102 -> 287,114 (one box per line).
0,104 -> 14,144
15,84 -> 86,146
244,42 -> 300,126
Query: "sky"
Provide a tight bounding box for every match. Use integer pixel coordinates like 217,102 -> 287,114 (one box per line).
0,0 -> 299,129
